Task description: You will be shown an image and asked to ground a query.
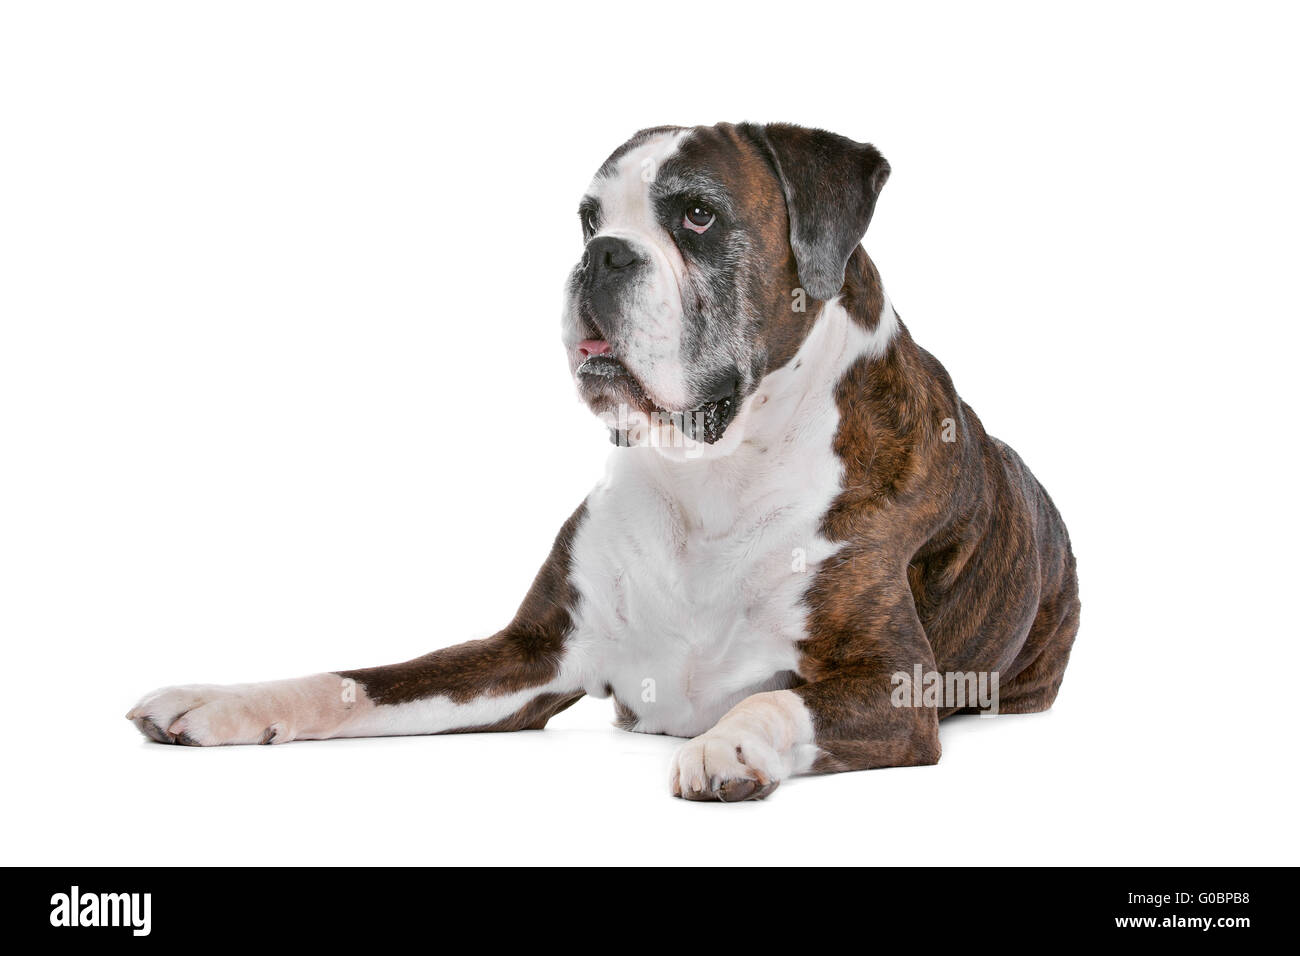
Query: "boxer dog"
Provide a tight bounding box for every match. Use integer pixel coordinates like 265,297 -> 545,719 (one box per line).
128,123 -> 1080,802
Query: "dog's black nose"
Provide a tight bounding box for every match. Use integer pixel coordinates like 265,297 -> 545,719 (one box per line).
584,236 -> 640,272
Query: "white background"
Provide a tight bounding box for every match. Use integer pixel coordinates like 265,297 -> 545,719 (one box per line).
3,1 -> 1297,866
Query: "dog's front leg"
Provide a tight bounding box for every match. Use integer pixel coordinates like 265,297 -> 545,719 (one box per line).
671,592 -> 941,802
127,507 -> 588,746
670,677 -> 941,802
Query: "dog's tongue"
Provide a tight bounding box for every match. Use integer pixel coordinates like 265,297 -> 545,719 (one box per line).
578,339 -> 611,358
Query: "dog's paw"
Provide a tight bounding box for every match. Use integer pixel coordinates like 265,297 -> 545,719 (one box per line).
669,731 -> 783,802
126,684 -> 285,746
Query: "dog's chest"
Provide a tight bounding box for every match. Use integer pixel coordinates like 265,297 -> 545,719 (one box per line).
570,476 -> 835,736
566,369 -> 853,736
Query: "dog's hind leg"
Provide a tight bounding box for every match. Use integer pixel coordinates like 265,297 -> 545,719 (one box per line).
993,564 -> 1080,714
993,489 -> 1081,715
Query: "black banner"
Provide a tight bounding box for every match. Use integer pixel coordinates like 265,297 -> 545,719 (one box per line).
11,867 -> 1288,942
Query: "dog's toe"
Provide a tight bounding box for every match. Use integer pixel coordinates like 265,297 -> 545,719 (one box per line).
131,715 -> 177,744
126,684 -> 274,746
670,733 -> 783,803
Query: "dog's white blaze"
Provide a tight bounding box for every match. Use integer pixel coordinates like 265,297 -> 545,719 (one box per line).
566,293 -> 897,742
581,130 -> 693,409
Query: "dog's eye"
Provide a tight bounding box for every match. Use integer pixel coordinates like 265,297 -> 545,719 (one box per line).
683,203 -> 715,234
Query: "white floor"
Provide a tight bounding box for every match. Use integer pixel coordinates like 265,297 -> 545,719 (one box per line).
14,648 -> 1291,867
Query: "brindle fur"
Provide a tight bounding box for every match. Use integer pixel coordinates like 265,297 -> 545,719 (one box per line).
798,247 -> 1079,772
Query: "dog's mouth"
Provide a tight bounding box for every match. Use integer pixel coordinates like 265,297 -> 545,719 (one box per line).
576,352 -> 651,406
575,350 -> 739,446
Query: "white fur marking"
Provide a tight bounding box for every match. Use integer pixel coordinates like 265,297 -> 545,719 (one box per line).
566,293 -> 895,738
571,130 -> 693,409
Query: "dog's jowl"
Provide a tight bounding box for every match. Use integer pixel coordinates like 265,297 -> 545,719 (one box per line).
128,123 -> 1080,801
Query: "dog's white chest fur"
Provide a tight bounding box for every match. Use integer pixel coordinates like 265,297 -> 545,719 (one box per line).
566,299 -> 894,737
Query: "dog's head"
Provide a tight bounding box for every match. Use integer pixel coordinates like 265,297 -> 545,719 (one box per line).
561,122 -> 889,449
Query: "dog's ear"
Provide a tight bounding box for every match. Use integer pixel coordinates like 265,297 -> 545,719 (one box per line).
744,123 -> 890,300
